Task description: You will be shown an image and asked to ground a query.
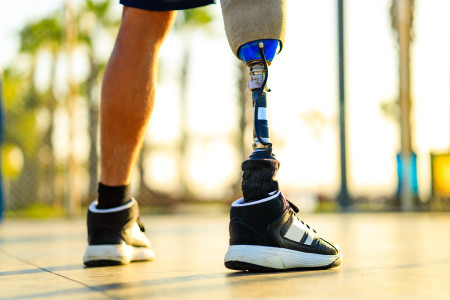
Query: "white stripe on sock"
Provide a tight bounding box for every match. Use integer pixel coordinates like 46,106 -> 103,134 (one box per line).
88,198 -> 135,213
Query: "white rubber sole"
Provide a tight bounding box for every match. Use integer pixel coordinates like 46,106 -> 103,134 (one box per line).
224,245 -> 341,270
83,244 -> 155,266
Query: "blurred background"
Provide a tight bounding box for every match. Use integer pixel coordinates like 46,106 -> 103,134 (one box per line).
0,0 -> 449,219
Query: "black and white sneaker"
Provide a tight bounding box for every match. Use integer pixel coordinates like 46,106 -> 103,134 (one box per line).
83,198 -> 155,266
224,191 -> 342,271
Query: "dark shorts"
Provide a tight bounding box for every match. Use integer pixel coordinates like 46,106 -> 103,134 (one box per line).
120,0 -> 215,11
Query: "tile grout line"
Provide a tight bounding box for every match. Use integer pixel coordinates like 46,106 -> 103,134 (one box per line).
0,246 -> 122,300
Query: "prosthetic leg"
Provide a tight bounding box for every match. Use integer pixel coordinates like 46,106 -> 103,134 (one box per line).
239,41 -> 282,202
221,0 -> 286,202
222,1 -> 342,271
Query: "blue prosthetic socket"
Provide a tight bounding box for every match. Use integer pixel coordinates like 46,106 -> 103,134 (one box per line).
238,39 -> 281,64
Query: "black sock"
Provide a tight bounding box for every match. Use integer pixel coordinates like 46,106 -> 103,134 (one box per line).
241,159 -> 280,203
97,183 -> 131,209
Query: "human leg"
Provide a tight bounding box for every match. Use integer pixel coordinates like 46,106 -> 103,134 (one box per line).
83,7 -> 176,266
100,7 -> 176,186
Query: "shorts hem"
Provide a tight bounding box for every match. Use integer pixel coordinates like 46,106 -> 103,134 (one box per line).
120,0 -> 215,11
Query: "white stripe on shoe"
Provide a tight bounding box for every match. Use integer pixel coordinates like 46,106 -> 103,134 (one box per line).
283,217 -> 315,246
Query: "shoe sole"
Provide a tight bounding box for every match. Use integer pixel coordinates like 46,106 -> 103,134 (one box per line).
224,245 -> 341,271
83,245 -> 155,267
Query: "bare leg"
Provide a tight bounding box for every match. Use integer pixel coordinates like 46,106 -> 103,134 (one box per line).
100,7 -> 176,186
84,8 -> 176,266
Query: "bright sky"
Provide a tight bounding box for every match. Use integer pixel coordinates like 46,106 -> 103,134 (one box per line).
1,0 -> 449,202
0,1 -> 62,67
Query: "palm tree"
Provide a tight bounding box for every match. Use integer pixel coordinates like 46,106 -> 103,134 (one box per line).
8,2 -> 119,213
2,64 -> 47,211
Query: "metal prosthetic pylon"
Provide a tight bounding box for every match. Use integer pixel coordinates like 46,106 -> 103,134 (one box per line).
247,43 -> 275,160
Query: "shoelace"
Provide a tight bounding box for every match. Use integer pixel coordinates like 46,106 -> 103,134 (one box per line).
137,218 -> 146,232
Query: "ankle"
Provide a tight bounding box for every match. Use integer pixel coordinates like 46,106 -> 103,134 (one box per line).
97,183 -> 132,209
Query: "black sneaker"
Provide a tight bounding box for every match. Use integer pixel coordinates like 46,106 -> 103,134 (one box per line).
224,191 -> 342,271
83,198 -> 155,266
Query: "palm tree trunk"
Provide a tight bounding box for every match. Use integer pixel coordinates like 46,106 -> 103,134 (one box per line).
65,0 -> 81,216
45,57 -> 57,206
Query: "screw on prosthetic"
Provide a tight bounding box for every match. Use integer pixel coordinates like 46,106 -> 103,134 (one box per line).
241,42 -> 281,202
